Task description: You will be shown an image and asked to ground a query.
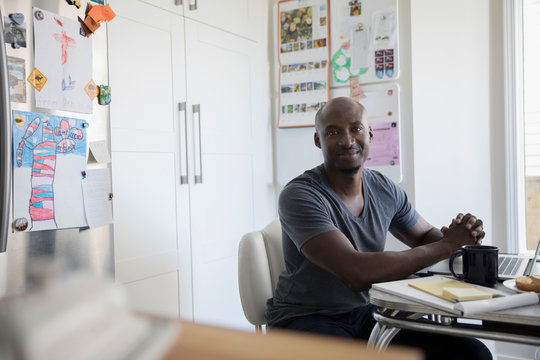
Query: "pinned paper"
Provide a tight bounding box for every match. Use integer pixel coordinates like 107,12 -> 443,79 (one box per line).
78,3 -> 115,37
4,14 -> 27,49
85,80 -> 98,100
7,57 -> 26,103
81,168 -> 114,228
27,67 -> 47,91
89,140 -> 111,164
349,76 -> 366,100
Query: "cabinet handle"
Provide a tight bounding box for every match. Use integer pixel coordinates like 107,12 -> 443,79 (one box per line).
193,104 -> 202,184
189,0 -> 197,11
174,0 -> 182,5
178,102 -> 188,185
0,8 -> 11,253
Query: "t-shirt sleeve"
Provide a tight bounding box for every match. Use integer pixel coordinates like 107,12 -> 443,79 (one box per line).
278,181 -> 338,251
387,179 -> 418,234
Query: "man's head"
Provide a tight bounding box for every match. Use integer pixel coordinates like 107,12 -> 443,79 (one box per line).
314,97 -> 373,176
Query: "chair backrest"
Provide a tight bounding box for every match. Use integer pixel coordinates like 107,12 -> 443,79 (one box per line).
238,219 -> 284,328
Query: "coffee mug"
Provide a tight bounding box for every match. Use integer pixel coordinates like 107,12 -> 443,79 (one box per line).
449,245 -> 499,287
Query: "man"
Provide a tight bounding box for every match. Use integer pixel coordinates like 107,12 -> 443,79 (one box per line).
266,97 -> 492,360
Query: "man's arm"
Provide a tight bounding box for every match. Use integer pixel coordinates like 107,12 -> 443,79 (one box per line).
300,213 -> 483,292
393,213 -> 485,248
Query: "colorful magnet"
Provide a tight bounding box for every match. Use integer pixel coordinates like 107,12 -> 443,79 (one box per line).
98,85 -> 111,105
81,170 -> 87,179
82,122 -> 89,128
34,10 -> 44,21
27,68 -> 47,91
85,80 -> 98,100
4,14 -> 27,49
12,217 -> 29,232
108,193 -> 113,200
66,0 -> 82,8
9,13 -> 25,25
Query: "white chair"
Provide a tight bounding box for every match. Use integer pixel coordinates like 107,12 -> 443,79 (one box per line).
238,219 -> 285,333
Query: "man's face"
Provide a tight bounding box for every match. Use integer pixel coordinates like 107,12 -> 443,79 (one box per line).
314,102 -> 372,174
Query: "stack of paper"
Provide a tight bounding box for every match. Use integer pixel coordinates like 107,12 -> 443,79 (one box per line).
408,278 -> 498,302
372,275 -> 540,316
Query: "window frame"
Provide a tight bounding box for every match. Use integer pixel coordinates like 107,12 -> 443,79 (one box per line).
504,0 -> 527,253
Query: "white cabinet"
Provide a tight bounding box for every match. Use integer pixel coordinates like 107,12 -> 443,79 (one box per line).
108,0 -> 274,328
139,0 -> 265,41
109,0 -> 186,319
139,0 -> 184,15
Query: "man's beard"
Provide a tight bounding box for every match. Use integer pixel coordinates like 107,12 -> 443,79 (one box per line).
339,165 -> 361,176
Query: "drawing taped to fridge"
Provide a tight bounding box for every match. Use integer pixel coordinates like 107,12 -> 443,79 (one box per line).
32,7 -> 93,114
12,110 -> 88,231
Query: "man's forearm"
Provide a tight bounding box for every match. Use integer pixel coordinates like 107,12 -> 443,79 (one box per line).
420,227 -> 444,245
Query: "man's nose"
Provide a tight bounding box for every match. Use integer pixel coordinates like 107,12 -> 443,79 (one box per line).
338,132 -> 354,147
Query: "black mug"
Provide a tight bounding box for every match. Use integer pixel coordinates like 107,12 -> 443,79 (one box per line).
449,245 -> 499,287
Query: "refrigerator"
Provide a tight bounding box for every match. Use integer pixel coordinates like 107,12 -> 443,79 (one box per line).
0,0 -> 114,298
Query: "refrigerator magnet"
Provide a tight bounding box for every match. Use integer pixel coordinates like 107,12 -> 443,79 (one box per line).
66,0 -> 82,9
27,67 -> 47,91
12,218 -> 29,232
85,80 -> 98,100
98,85 -> 111,105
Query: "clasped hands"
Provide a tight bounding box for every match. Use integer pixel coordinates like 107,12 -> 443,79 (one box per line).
441,213 -> 485,245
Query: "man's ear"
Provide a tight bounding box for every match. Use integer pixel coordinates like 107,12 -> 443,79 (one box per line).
368,126 -> 374,143
314,132 -> 321,148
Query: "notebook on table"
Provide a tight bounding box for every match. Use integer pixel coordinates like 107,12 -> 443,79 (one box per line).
427,238 -> 540,280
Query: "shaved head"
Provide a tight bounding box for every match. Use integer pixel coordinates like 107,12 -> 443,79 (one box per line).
315,97 -> 367,133
313,97 -> 372,176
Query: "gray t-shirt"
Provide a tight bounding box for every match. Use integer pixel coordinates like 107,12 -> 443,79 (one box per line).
265,165 -> 418,326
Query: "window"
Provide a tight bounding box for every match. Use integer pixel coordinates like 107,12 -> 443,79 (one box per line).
505,0 -> 540,252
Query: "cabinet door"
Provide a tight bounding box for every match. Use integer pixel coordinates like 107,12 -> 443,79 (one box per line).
183,0 -> 266,42
185,19 -> 254,329
108,0 -> 187,318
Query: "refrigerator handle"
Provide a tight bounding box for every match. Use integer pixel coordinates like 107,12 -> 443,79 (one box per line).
0,8 -> 12,252
189,0 -> 198,11
178,102 -> 189,185
193,104 -> 203,184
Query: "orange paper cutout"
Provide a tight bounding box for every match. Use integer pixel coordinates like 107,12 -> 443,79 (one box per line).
88,4 -> 116,23
78,3 -> 116,37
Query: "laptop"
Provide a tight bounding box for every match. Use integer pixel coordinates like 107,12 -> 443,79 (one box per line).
427,237 -> 540,280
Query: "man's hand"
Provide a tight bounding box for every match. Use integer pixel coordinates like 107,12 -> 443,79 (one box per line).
441,213 -> 485,246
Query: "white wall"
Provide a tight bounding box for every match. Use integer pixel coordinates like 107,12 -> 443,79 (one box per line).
411,0 -> 493,239
410,0 -> 507,252
410,1 -> 537,358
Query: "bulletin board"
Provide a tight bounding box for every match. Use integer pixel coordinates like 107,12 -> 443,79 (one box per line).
277,0 -> 331,128
331,82 -> 402,182
329,0 -> 398,86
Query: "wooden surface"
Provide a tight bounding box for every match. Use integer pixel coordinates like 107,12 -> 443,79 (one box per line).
161,322 -> 423,360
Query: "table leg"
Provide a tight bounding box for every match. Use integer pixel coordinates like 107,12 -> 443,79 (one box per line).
375,327 -> 401,351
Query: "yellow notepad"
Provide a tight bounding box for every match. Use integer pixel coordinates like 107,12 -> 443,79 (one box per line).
408,279 -> 498,302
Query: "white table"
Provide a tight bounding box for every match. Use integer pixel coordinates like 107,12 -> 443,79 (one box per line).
368,286 -> 540,351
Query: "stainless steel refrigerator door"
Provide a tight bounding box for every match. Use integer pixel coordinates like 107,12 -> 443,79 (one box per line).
0,0 -> 114,297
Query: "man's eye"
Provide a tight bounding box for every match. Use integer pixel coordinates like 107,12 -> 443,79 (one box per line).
352,127 -> 364,132
327,130 -> 338,136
